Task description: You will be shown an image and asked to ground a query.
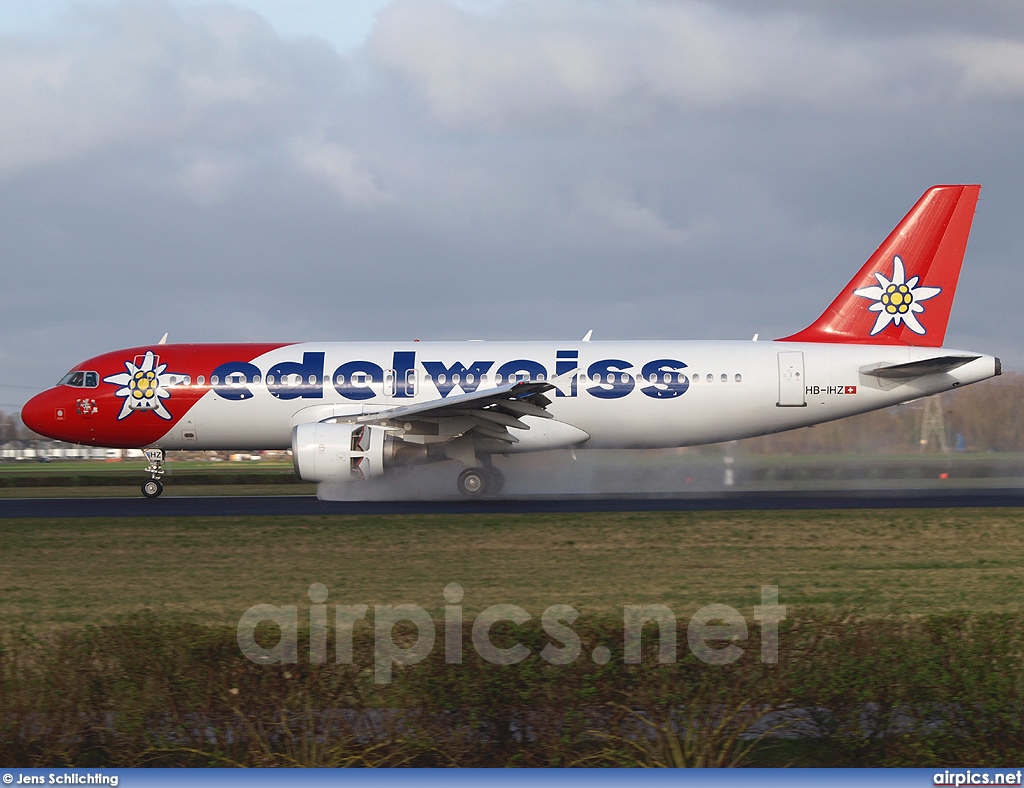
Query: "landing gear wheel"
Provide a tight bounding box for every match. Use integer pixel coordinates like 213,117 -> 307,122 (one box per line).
484,466 -> 505,495
142,448 -> 166,500
457,468 -> 488,497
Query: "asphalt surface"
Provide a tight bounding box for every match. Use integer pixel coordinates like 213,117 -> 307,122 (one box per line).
3,488 -> 1024,518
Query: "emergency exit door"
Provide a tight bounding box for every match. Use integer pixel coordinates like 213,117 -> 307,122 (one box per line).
777,351 -> 806,407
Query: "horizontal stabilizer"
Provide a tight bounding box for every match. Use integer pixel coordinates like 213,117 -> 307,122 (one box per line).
859,355 -> 980,380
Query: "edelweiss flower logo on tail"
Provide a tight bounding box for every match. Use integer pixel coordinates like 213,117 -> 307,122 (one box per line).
853,255 -> 942,335
103,351 -> 183,420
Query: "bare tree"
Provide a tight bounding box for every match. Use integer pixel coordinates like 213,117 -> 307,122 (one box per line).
740,373 -> 1024,455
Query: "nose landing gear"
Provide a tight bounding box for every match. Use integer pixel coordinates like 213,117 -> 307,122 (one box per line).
142,478 -> 164,498
142,448 -> 165,499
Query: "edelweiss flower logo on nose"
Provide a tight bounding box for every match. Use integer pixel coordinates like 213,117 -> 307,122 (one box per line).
853,256 -> 942,335
103,351 -> 184,420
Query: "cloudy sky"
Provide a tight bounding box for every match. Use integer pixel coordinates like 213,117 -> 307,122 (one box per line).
2,0 -> 1024,410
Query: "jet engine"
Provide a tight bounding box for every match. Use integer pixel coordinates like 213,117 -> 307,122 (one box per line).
292,423 -> 402,483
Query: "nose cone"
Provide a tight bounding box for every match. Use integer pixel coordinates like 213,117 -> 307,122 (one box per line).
21,390 -> 61,439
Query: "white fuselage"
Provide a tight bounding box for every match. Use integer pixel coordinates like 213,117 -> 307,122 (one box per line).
153,340 -> 998,452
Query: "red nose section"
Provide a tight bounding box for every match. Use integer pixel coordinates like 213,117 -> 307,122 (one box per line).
21,390 -> 65,440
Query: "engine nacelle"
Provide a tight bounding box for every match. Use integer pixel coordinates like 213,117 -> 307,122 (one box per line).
292,422 -> 389,483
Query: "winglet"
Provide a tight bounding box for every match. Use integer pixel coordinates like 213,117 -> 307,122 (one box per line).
779,185 -> 981,347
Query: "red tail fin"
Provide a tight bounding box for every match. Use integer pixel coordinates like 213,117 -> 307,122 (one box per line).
779,184 -> 980,347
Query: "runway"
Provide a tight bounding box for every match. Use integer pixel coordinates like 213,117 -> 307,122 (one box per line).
3,488 -> 1024,517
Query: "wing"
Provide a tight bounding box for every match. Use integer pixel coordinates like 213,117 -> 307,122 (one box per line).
347,379 -> 556,445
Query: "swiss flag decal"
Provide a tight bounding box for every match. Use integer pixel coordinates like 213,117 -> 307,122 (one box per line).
844,386 -> 857,394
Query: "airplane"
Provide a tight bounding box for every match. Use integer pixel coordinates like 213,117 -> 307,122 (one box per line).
21,184 -> 1000,499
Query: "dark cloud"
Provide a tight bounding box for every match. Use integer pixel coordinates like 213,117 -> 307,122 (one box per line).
708,0 -> 1024,36
2,0 -> 1024,409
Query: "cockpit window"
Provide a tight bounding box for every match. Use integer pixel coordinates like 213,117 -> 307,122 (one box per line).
59,371 -> 85,387
58,371 -> 99,388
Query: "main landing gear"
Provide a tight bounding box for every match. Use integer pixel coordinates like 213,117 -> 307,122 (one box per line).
457,465 -> 505,497
142,448 -> 165,499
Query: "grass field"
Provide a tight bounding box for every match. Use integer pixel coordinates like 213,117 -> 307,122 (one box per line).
2,507 -> 1023,631
0,483 -> 314,497
0,459 -> 314,497
5,507 -> 1024,767
3,451 -> 1024,498
0,459 -> 295,476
